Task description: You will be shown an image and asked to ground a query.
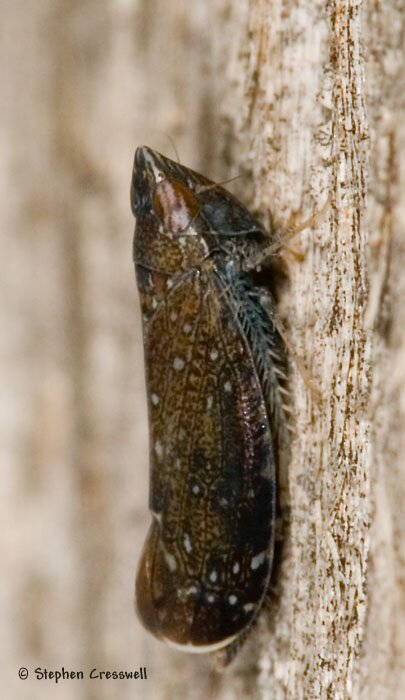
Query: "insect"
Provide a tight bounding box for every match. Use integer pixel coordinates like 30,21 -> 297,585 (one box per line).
131,146 -> 288,661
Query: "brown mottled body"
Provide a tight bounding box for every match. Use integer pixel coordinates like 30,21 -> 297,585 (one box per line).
131,147 -> 287,655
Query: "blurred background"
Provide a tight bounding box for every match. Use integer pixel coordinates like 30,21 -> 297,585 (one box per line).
7,3 -> 404,699
1,2 -> 236,698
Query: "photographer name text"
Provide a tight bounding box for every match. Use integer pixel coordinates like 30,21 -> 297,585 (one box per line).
26,666 -> 147,683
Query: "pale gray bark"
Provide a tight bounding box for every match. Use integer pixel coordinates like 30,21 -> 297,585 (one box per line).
1,2 -> 404,699
218,2 -> 405,699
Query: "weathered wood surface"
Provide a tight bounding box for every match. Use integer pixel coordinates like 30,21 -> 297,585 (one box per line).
1,1 -> 404,699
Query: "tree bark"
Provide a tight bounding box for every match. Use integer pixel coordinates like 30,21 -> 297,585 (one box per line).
215,2 -> 405,699
2,2 -> 404,699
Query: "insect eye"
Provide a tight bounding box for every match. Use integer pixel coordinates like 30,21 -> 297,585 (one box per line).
153,179 -> 201,233
132,192 -> 151,218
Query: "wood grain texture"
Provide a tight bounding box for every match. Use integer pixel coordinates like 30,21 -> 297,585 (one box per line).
217,1 -> 404,698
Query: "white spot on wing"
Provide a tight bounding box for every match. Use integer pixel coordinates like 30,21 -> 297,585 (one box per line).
251,550 -> 267,570
154,440 -> 163,460
183,533 -> 192,553
228,594 -> 238,605
210,349 -> 218,361
224,380 -> 232,392
151,393 -> 160,406
164,550 -> 177,572
232,562 -> 240,574
209,570 -> 217,583
173,357 -> 185,371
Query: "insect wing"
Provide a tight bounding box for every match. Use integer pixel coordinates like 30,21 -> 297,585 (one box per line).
135,264 -> 276,652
